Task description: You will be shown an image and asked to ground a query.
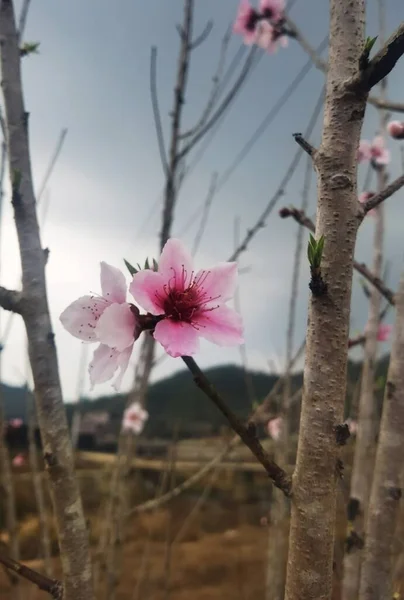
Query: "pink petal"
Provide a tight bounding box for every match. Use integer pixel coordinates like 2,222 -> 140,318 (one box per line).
153,319 -> 200,357
259,0 -> 285,22
387,120 -> 404,140
371,135 -> 385,153
194,305 -> 244,346
130,270 -> 166,315
95,302 -> 137,351
195,262 -> 238,309
112,345 -> 133,391
357,140 -> 371,162
234,0 -> 255,34
158,238 -> 194,291
60,295 -> 109,341
89,343 -> 133,389
100,262 -> 127,304
374,149 -> 390,166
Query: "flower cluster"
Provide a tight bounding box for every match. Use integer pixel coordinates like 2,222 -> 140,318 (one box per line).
233,0 -> 287,53
60,239 -> 244,390
357,135 -> 390,168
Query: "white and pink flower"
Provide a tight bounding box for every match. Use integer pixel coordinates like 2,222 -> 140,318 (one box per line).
255,20 -> 288,53
344,418 -> 358,436
387,120 -> 404,140
259,0 -> 285,23
60,262 -> 140,390
12,454 -> 25,467
267,416 -> 283,441
8,418 -> 23,428
358,136 -> 390,167
233,0 -> 259,44
130,239 -> 243,358
122,401 -> 149,435
377,324 -> 392,342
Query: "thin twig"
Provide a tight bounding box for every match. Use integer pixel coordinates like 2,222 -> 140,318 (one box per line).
0,286 -> 23,313
0,550 -> 62,599
362,173 -> 404,213
191,172 -> 218,256
150,47 -> 168,176
189,19 -> 213,50
181,356 -> 292,496
279,206 -> 396,305
357,23 -> 404,91
36,128 -> 68,205
293,132 -> 316,157
17,0 -> 32,43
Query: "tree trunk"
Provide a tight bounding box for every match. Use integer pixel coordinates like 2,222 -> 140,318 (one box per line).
358,269 -> 404,599
284,2 -> 366,599
0,2 -> 93,598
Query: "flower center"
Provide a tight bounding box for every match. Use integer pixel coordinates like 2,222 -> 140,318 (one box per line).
246,9 -> 259,31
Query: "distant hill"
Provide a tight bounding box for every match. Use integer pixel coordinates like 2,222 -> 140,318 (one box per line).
1,354 -> 390,439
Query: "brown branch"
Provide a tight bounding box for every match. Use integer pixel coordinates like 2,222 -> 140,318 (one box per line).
362,173 -> 404,213
181,356 -> 292,496
348,334 -> 366,349
292,132 -> 316,157
285,15 -> 404,113
359,23 -> 404,90
0,286 -> 23,314
0,550 -> 62,599
150,47 -> 168,177
279,207 -> 396,305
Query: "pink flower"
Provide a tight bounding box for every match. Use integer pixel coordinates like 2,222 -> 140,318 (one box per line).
8,418 -> 23,428
60,262 -> 141,390
344,418 -> 357,436
387,120 -> 404,140
377,324 -> 392,342
122,401 -> 149,435
255,20 -> 288,53
267,416 -> 283,440
259,0 -> 285,23
233,0 -> 259,44
358,191 -> 376,217
130,239 -> 243,358
12,454 -> 25,467
358,136 -> 390,166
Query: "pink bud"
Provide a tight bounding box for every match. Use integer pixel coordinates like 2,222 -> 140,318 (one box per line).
377,324 -> 392,342
387,120 -> 404,140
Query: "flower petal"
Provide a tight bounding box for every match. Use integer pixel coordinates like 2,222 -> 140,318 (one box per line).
89,344 -> 121,388
60,295 -> 109,341
194,305 -> 244,346
195,262 -> 238,308
100,262 -> 127,304
154,319 -> 200,357
95,302 -> 137,351
357,140 -> 371,162
112,345 -> 133,391
158,238 -> 194,290
130,270 -> 166,315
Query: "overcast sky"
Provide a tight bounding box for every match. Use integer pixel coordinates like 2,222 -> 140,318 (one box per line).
1,0 -> 404,402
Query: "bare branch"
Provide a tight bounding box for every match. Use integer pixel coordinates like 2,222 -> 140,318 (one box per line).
358,23 -> 404,90
285,15 -> 404,113
191,172 -> 218,256
228,86 -> 324,262
292,132 -> 316,157
189,19 -> 213,50
279,206 -> 396,305
150,47 -> 168,176
0,286 -> 23,313
17,0 -> 32,43
362,173 -> 404,213
0,550 -> 62,599
182,355 -> 292,496
36,128 -> 68,205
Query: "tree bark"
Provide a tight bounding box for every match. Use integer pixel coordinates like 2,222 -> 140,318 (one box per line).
0,2 -> 93,598
284,2 -> 366,599
358,268 -> 404,599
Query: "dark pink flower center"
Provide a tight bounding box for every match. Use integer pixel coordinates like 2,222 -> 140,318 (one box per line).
245,8 -> 259,31
156,268 -> 220,326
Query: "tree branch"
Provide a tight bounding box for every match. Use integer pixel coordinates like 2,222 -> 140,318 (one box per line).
359,23 -> 404,90
0,550 -> 62,599
362,173 -> 404,214
181,355 -> 292,496
189,19 -> 213,50
279,207 -> 396,305
0,286 -> 23,314
285,15 -> 404,113
150,47 -> 169,177
292,132 -> 316,157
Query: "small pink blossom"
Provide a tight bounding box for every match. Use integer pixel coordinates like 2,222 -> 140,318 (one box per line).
130,239 -> 243,358
259,0 -> 285,23
377,324 -> 392,342
387,120 -> 404,140
60,262 -> 140,390
344,418 -> 358,436
267,416 -> 283,441
358,136 -> 390,166
233,0 -> 259,44
8,418 -> 23,428
12,454 -> 25,467
255,20 -> 288,53
122,401 -> 149,435
260,516 -> 269,527
358,191 -> 376,217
